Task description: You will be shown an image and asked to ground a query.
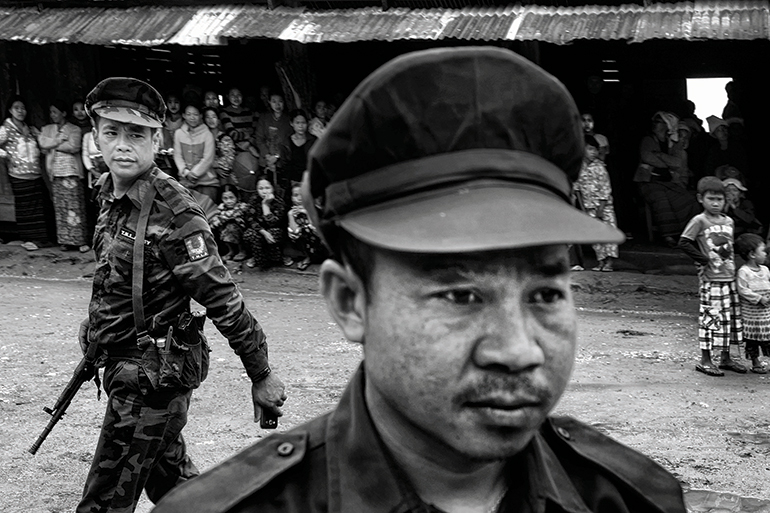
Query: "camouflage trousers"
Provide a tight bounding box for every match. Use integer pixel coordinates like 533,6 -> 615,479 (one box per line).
77,359 -> 199,513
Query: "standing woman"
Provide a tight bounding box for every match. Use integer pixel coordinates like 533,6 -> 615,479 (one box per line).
38,99 -> 89,252
0,95 -> 48,251
220,87 -> 258,196
203,106 -> 235,195
174,103 -> 217,202
282,109 -> 317,185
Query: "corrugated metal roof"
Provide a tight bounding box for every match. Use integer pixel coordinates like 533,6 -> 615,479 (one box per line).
166,5 -> 244,45
0,6 -> 198,45
220,5 -> 523,42
78,7 -> 198,46
221,1 -> 770,43
0,1 -> 768,46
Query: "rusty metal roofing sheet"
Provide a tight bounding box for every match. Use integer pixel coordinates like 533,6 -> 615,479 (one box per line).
221,1 -> 770,43
166,5 -> 244,45
0,6 -> 197,45
0,1 -> 768,46
76,6 -> 199,46
0,7 -> 103,44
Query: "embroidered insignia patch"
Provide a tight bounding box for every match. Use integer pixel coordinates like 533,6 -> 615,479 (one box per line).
184,233 -> 209,261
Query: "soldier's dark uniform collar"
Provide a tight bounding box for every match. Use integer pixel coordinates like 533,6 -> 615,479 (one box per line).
326,365 -> 593,513
98,167 -> 159,209
152,362 -> 685,512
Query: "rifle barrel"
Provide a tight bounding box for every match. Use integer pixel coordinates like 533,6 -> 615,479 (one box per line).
29,358 -> 94,455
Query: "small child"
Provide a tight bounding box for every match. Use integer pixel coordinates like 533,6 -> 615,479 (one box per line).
287,183 -> 325,271
734,233 -> 770,373
209,184 -> 248,262
679,176 -> 747,376
573,135 -> 619,271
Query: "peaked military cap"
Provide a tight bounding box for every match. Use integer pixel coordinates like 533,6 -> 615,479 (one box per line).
303,46 -> 624,253
85,77 -> 166,129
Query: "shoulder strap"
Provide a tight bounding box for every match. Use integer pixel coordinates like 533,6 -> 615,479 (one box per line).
132,185 -> 157,342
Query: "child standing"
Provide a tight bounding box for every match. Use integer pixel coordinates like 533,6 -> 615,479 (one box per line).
209,184 -> 248,261
679,176 -> 747,376
287,183 -> 325,271
734,233 -> 770,373
573,135 -> 619,271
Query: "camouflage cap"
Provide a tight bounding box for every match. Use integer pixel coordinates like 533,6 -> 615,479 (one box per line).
303,46 -> 624,254
85,77 -> 165,129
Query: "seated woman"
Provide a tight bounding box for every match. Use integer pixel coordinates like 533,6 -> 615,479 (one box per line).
703,115 -> 749,180
634,111 -> 700,247
243,177 -> 287,271
723,177 -> 763,238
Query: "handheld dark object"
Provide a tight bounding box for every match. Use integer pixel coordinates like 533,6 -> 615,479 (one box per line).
29,358 -> 96,455
260,408 -> 278,429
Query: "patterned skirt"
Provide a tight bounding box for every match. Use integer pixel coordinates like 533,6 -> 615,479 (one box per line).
9,176 -> 49,243
52,176 -> 88,246
740,301 -> 770,341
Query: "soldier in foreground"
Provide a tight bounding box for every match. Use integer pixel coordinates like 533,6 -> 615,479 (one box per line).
154,47 -> 686,513
76,77 -> 286,513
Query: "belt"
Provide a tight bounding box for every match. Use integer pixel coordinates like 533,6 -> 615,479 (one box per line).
104,347 -> 145,360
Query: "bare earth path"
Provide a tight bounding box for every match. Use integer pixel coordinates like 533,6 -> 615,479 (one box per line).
0,244 -> 768,512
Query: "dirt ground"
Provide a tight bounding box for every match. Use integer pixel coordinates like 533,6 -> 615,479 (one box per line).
0,243 -> 768,513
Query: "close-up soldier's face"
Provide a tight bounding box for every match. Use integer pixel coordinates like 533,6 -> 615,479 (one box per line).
361,244 -> 577,462
95,118 -> 159,182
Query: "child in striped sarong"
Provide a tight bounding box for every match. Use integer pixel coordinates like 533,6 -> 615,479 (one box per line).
735,233 -> 770,373
679,176 -> 747,377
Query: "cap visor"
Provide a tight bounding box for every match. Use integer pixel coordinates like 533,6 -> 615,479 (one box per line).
339,183 -> 625,253
94,106 -> 162,128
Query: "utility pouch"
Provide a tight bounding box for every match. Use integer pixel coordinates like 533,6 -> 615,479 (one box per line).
159,313 -> 211,389
157,325 -> 187,389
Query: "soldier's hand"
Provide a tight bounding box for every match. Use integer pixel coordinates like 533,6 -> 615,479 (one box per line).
251,372 -> 287,423
78,317 -> 90,355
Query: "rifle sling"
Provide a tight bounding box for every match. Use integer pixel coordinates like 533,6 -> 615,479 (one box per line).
133,184 -> 157,342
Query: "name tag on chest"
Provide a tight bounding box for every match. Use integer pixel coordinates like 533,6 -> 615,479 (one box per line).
118,227 -> 152,246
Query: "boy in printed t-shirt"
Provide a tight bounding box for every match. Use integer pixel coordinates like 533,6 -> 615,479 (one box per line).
679,176 -> 748,377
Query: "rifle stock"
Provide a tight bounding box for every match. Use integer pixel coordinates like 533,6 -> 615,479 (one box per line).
29,357 -> 95,455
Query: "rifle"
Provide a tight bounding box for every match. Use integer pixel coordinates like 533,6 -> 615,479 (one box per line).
29,357 -> 97,455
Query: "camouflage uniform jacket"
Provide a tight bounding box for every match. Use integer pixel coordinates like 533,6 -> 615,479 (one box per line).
154,364 -> 687,513
87,167 -> 269,380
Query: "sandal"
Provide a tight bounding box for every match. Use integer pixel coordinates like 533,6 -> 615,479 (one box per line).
718,360 -> 748,374
245,258 -> 256,268
79,245 -> 91,253
750,365 -> 768,374
21,241 -> 39,251
695,363 -> 724,377
283,256 -> 294,267
233,252 -> 247,262
570,265 -> 584,272
297,258 -> 311,271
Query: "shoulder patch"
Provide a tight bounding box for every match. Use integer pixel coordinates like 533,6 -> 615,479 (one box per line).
153,432 -> 308,513
184,232 -> 209,261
